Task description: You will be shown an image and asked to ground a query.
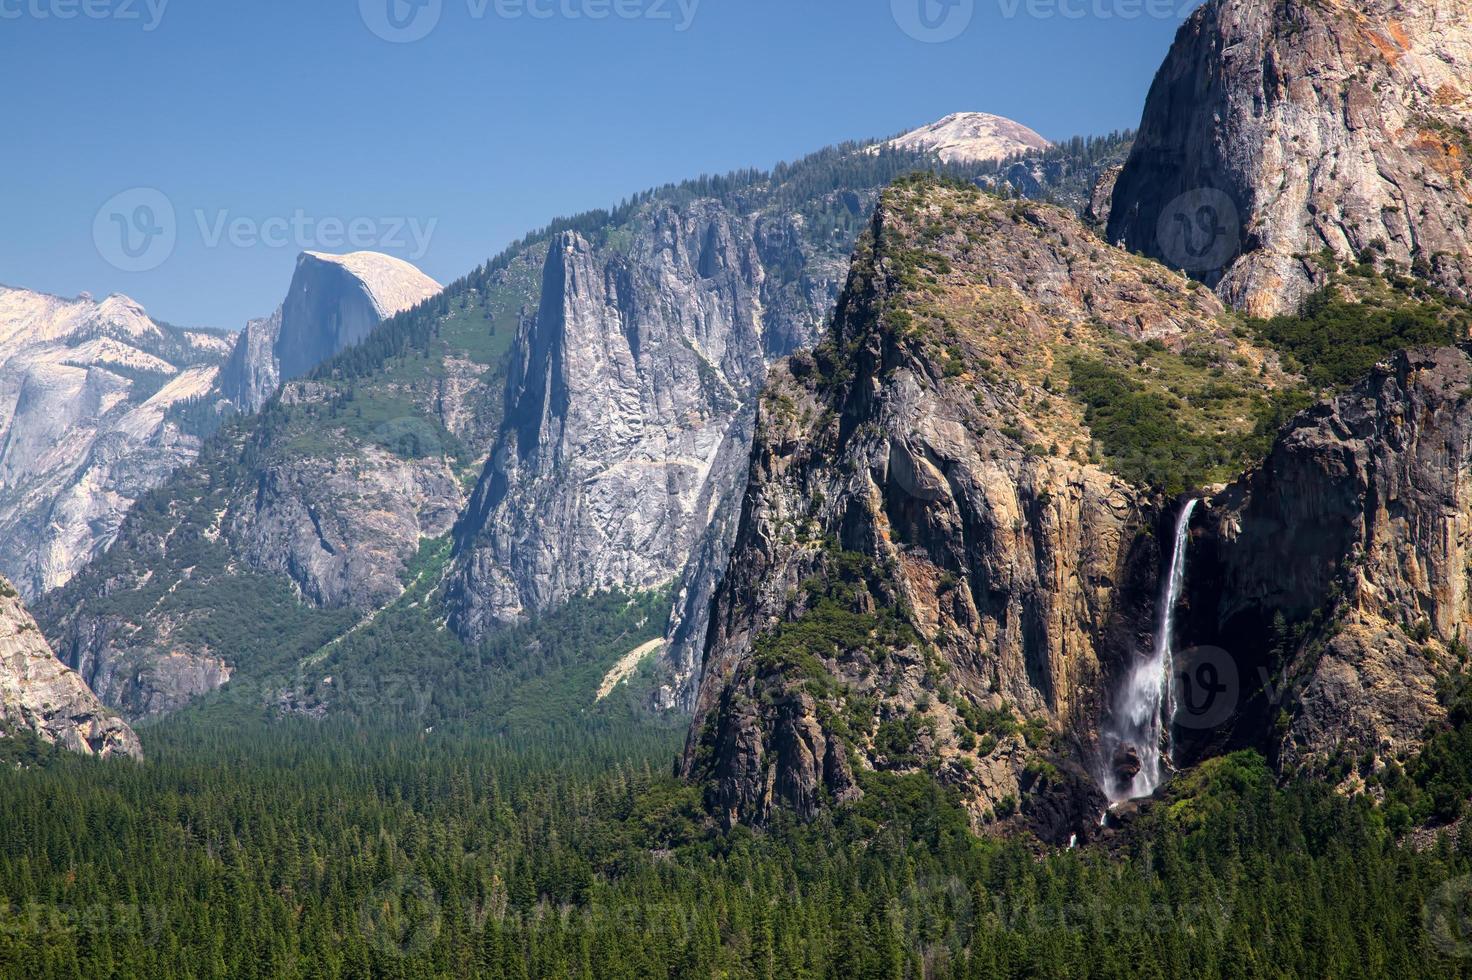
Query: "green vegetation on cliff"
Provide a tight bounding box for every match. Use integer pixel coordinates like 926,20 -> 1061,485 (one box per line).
834,176 -> 1304,495
1066,353 -> 1310,493
1248,276 -> 1471,390
1067,355 -> 1236,492
1373,670 -> 1472,829
751,549 -> 917,688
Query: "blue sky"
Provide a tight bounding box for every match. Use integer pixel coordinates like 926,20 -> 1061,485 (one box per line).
1,0 -> 1200,329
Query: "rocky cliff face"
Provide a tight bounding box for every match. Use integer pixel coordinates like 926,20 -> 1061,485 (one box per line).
0,287 -> 232,598
219,251 -> 441,413
37,125 -> 1128,724
1108,0 -> 1472,316
217,309 -> 281,415
682,177 -> 1292,836
449,132 -> 1137,712
0,577 -> 139,760
682,172 -> 1472,830
0,252 -> 439,603
31,253 -> 450,720
1190,344 -> 1472,773
41,376 -> 470,719
231,395 -> 464,611
38,253 -> 521,721
447,198 -> 865,702
1086,165 -> 1122,229
211,254 -> 452,612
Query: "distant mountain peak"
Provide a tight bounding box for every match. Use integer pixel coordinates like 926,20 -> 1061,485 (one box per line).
880,112 -> 1052,164
0,285 -> 161,351
277,250 -> 441,382
220,250 -> 443,413
299,250 -> 442,322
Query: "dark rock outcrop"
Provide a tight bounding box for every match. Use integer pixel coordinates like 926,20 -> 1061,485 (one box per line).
1193,345 -> 1472,770
1086,164 -> 1122,229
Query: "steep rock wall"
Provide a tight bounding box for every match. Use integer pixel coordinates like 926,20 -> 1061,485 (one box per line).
682,178 -> 1290,836
0,579 -> 140,759
1109,0 -> 1472,316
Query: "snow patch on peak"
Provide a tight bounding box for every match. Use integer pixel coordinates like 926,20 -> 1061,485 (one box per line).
0,287 -> 92,350
0,286 -> 161,354
300,251 -> 442,320
879,112 -> 1052,165
91,294 -> 159,337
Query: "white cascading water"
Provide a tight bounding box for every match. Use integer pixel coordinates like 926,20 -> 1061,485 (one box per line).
1103,498 -> 1199,803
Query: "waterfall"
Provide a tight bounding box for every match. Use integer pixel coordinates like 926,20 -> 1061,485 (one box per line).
1102,497 -> 1199,803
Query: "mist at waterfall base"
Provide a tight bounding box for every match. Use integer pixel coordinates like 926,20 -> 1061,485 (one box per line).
1100,499 -> 1200,805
